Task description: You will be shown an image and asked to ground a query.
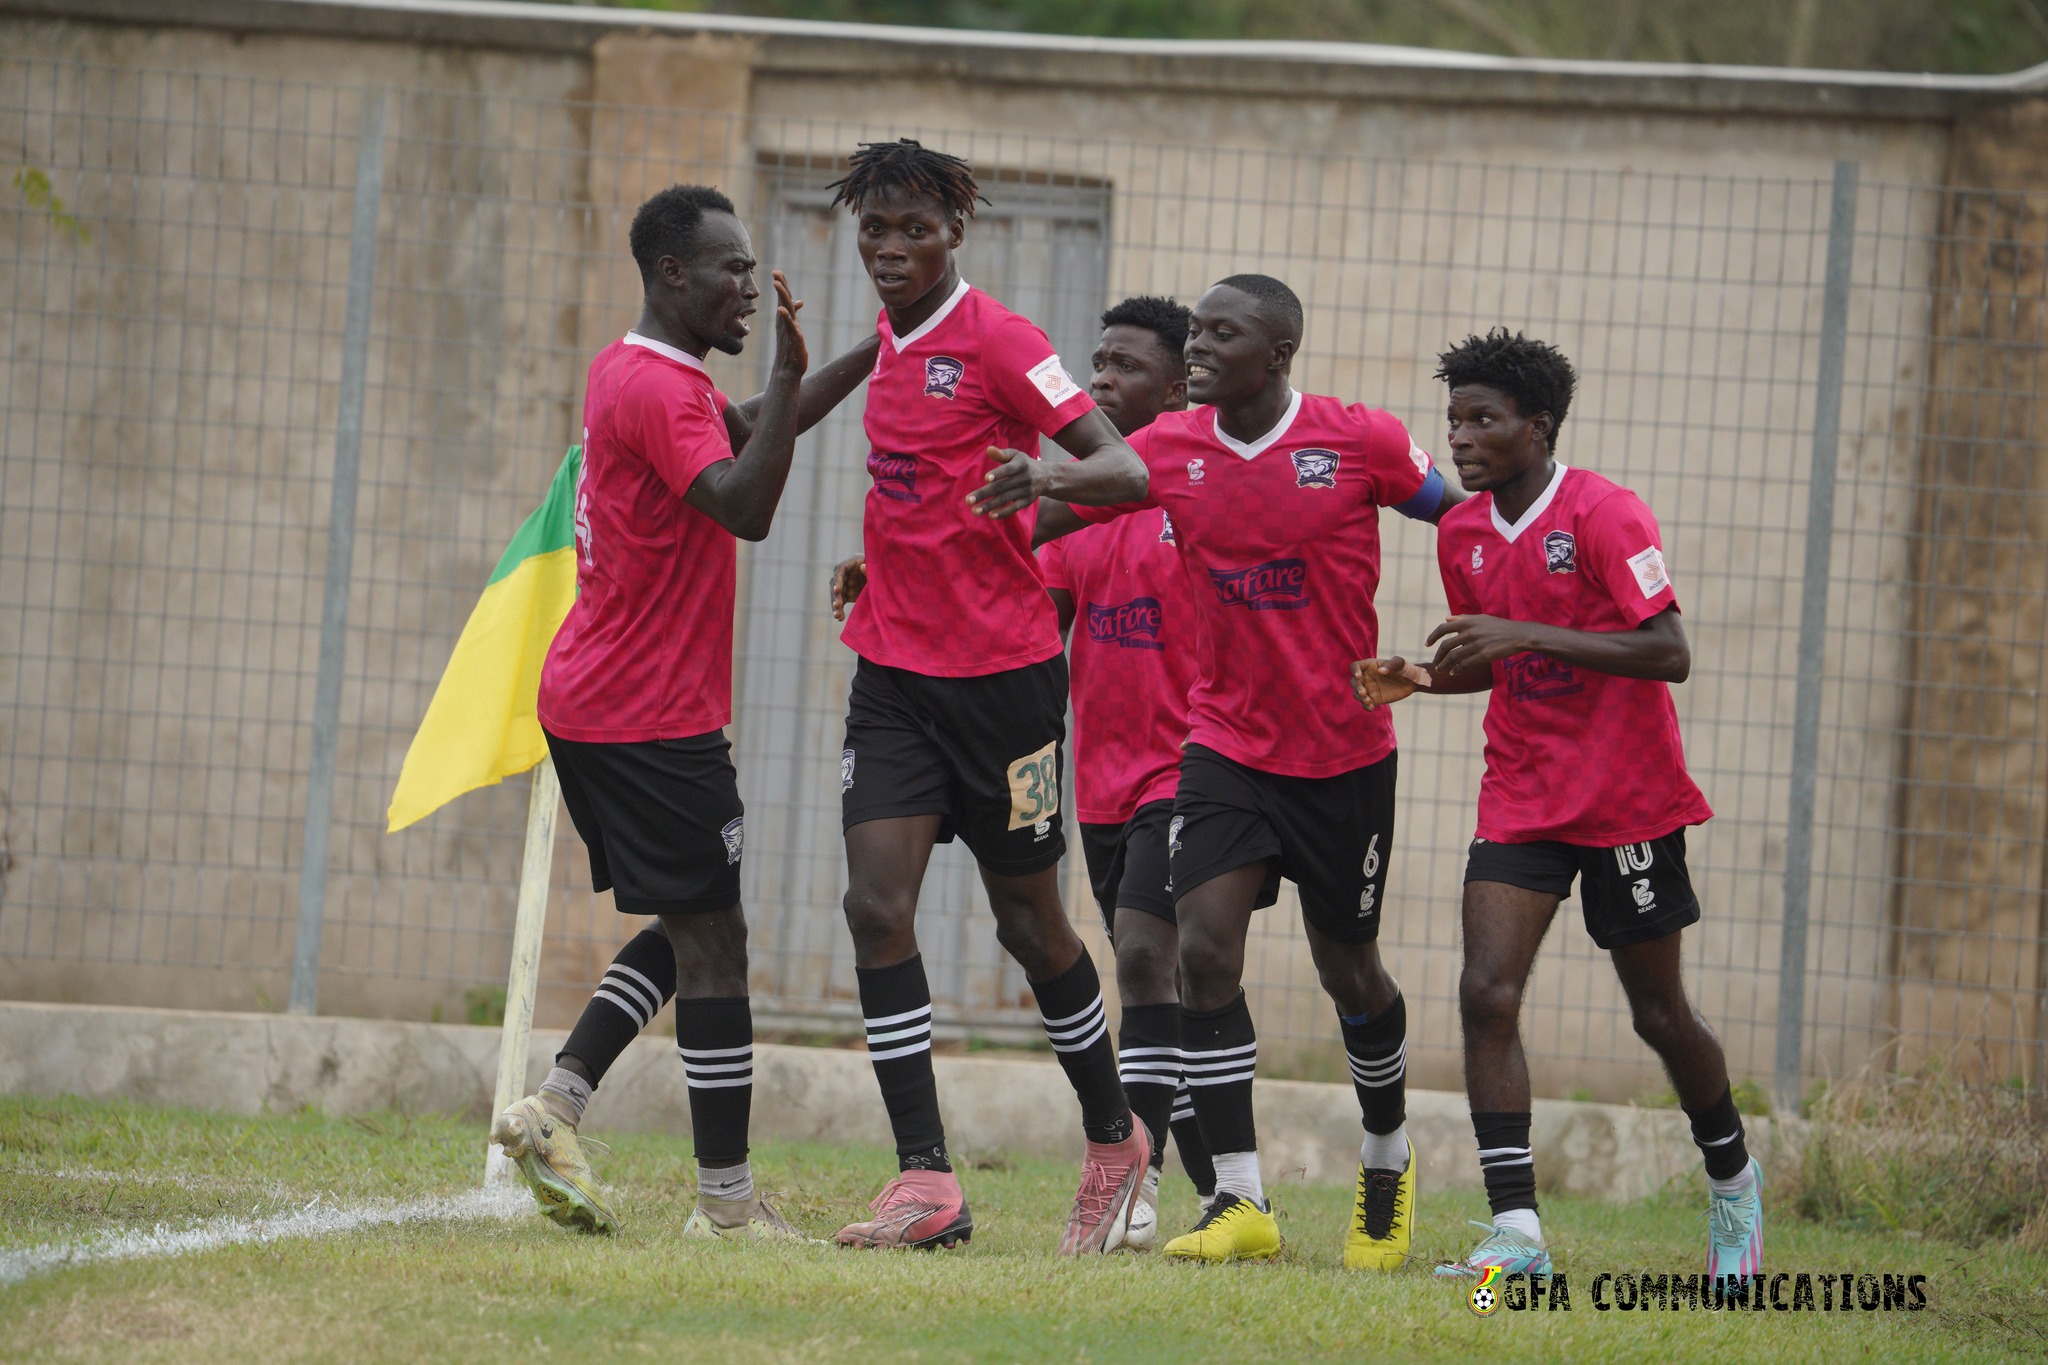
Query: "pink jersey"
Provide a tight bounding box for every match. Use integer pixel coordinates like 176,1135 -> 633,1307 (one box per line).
538,334 -> 736,742
1039,506 -> 1199,823
1075,391 -> 1435,779
1436,464 -> 1713,846
839,282 -> 1097,677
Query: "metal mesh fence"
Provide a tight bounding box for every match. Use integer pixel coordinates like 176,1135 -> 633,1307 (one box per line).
2,55 -> 2043,1104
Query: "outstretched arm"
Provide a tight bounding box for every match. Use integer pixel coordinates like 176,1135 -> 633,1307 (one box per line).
966,408 -> 1147,519
725,330 -> 879,447
1427,604 -> 1690,682
685,272 -> 809,542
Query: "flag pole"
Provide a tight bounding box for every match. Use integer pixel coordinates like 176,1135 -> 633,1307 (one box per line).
485,755 -> 560,1184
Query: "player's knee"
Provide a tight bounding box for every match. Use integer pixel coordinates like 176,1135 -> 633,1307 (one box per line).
1114,931 -> 1177,1001
1629,997 -> 1693,1053
1458,969 -> 1522,1035
841,884 -> 914,946
1177,930 -> 1242,1002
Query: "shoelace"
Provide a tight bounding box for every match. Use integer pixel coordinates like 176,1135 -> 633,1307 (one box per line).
1189,1194 -> 1244,1231
1069,1160 -> 1120,1224
1706,1198 -> 1750,1251
868,1176 -> 912,1214
1357,1169 -> 1402,1239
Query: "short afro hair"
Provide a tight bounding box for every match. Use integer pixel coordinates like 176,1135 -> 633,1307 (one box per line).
1210,273 -> 1303,344
828,139 -> 988,220
1435,328 -> 1577,447
1100,295 -> 1192,366
629,184 -> 736,286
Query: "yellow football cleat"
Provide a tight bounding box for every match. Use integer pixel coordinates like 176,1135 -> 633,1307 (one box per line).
1343,1138 -> 1415,1271
1162,1192 -> 1282,1263
489,1095 -> 619,1235
682,1194 -> 812,1242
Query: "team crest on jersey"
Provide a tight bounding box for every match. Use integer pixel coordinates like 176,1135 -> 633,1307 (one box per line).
1186,458 -> 1205,485
868,451 -> 920,503
1210,558 -> 1308,611
1159,512 -> 1176,545
720,816 -> 744,866
924,356 -> 965,399
1544,530 -> 1577,574
1086,597 -> 1165,651
1289,448 -> 1339,489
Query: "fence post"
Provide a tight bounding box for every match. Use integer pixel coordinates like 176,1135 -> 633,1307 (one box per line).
289,89 -> 388,1016
1774,159 -> 1858,1116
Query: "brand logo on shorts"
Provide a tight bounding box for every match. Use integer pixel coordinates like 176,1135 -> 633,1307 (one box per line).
869,451 -> 920,503
1086,597 -> 1165,651
1632,878 -> 1655,912
1544,529 -> 1577,574
924,355 -> 965,399
1034,820 -> 1052,840
1210,558 -> 1308,611
720,816 -> 744,866
841,749 -> 856,791
1168,815 -> 1185,855
1290,448 -> 1339,489
1186,458 -> 1205,485
1159,512 -> 1176,546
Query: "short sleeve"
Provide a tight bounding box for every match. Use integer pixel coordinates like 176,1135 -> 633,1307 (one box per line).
983,317 -> 1097,438
630,371 -> 733,497
1069,423 -> 1158,522
1437,529 -> 1482,616
1581,488 -> 1678,626
1354,407 -> 1432,510
1038,536 -> 1071,592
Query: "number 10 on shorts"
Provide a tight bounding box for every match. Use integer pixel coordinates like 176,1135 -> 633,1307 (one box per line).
1007,740 -> 1060,831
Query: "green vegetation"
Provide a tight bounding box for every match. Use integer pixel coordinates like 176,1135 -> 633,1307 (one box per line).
12,168 -> 89,243
553,0 -> 2048,73
4,1094 -> 2046,1361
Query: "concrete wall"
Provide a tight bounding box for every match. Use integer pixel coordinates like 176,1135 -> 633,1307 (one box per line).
0,0 -> 2041,1097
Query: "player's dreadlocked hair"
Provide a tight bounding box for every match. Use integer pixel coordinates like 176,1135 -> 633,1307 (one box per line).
1212,273 -> 1304,343
1435,328 -> 1578,449
827,139 -> 989,219
1100,295 -> 1192,367
628,183 -> 736,286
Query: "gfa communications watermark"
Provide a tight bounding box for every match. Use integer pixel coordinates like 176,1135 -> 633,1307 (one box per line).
1465,1268 -> 1930,1317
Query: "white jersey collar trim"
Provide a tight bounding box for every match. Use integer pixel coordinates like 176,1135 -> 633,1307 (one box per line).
891,278 -> 972,352
1211,387 -> 1302,461
1489,462 -> 1570,543
623,331 -> 708,374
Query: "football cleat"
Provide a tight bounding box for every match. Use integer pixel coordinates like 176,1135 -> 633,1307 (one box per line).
1061,1125 -> 1153,1255
1433,1220 -> 1552,1278
835,1169 -> 974,1250
1121,1167 -> 1162,1252
1161,1191 -> 1282,1263
1706,1158 -> 1764,1282
489,1094 -> 618,1235
683,1193 -> 810,1242
1343,1137 -> 1415,1271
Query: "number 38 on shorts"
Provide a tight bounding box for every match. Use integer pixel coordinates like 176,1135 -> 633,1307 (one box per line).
1006,740 -> 1060,831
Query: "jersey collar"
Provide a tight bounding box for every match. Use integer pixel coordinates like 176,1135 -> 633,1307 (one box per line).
1211,387 -> 1302,461
1489,462 -> 1570,543
623,331 -> 709,374
890,278 -> 972,352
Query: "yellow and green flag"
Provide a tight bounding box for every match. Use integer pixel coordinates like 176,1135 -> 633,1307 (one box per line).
387,447 -> 582,832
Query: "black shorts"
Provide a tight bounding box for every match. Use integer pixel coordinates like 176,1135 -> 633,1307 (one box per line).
1079,800 -> 1177,936
840,654 -> 1068,877
544,728 -> 744,915
1464,830 -> 1701,950
1168,744 -> 1397,945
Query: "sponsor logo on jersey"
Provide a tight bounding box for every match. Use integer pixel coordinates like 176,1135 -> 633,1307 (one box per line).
1410,442 -> 1433,475
841,748 -> 856,791
1290,448 -> 1339,489
1503,653 -> 1585,702
1159,511 -> 1176,545
1025,354 -> 1084,407
1627,545 -> 1670,598
1471,544 -> 1485,572
1209,558 -> 1309,611
1186,458 -> 1205,484
868,451 -> 920,503
1544,530 -> 1578,574
924,355 -> 965,399
1086,597 -> 1165,651
720,816 -> 744,866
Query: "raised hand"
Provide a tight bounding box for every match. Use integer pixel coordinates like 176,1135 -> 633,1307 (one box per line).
830,554 -> 867,622
770,270 -> 809,380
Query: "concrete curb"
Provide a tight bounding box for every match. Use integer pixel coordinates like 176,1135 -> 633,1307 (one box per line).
0,1001 -> 1767,1198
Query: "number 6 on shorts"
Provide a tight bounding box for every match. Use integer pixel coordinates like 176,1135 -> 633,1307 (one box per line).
1006,740 -> 1060,830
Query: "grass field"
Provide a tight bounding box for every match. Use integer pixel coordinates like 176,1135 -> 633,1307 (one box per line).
2,1095 -> 2044,1362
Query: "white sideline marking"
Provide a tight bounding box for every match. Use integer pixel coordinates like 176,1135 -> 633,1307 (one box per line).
0,1183 -> 530,1287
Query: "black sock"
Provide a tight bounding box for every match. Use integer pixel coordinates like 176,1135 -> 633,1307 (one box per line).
1117,1002 -> 1181,1163
1170,1079 -> 1216,1198
1181,992 -> 1258,1155
559,927 -> 675,1084
857,955 -> 949,1172
1685,1087 -> 1751,1181
1339,994 -> 1407,1136
675,995 -> 752,1165
1033,950 -> 1133,1145
1473,1110 -> 1537,1216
